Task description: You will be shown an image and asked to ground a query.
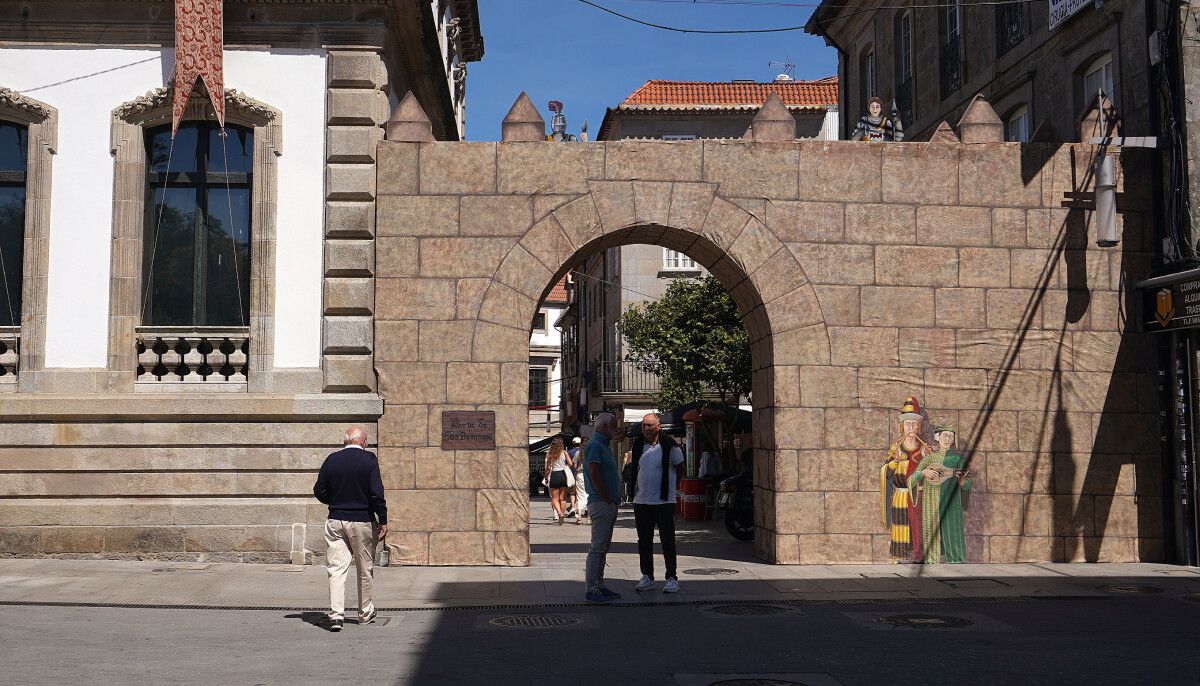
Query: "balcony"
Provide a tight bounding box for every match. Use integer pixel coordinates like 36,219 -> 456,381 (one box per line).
940,37 -> 962,98
135,328 -> 249,384
592,361 -> 660,398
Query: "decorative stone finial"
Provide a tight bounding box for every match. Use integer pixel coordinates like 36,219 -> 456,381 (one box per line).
501,92 -> 545,142
386,91 -> 434,142
956,95 -> 1003,143
928,120 -> 960,143
745,91 -> 794,142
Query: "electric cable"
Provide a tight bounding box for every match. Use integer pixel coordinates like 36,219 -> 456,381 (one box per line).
17,57 -> 161,94
578,0 -> 1038,33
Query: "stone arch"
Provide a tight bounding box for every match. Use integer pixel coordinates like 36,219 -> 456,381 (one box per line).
471,179 -> 830,563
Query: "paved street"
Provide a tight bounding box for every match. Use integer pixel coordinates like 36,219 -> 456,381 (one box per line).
2,500 -> 1199,685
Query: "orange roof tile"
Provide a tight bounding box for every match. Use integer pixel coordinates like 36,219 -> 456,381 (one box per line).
618,78 -> 837,111
544,276 -> 569,305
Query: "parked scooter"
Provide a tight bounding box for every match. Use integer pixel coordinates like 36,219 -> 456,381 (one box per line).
720,454 -> 755,541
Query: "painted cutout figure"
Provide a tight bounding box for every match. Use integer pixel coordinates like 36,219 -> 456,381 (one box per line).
909,424 -> 972,563
851,97 -> 904,142
880,396 -> 929,562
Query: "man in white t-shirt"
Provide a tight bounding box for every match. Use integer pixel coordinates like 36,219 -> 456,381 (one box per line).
631,412 -> 686,593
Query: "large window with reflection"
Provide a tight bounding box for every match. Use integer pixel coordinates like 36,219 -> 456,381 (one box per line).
0,122 -> 26,328
142,122 -> 252,327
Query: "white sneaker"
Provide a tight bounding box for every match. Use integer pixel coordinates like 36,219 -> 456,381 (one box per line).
634,575 -> 655,592
663,578 -> 680,594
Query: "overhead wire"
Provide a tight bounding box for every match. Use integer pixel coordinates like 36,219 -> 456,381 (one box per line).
577,0 -> 1038,33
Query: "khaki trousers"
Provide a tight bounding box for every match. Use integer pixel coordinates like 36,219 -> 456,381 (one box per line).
324,518 -> 376,620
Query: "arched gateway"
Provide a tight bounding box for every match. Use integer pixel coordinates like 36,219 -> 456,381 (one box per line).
373,103 -> 1159,566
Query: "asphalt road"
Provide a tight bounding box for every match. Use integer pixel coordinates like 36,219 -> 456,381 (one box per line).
4,593 -> 1199,685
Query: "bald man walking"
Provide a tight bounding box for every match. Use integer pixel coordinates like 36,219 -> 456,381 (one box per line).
313,426 -> 388,631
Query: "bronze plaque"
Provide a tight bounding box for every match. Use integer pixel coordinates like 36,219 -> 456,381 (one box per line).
441,411 -> 496,450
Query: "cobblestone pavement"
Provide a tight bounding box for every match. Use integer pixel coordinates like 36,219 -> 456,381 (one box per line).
2,499 -> 1200,684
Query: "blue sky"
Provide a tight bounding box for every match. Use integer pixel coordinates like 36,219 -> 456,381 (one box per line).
465,0 -> 836,141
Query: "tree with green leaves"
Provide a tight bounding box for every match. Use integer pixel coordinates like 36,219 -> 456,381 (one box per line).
617,275 -> 751,459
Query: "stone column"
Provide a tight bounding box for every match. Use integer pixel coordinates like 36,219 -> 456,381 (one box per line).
322,49 -> 389,392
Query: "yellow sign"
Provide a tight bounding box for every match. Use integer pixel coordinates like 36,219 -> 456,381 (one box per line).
1156,288 -> 1175,328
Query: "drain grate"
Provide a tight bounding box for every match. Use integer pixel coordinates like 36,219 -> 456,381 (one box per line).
709,604 -> 789,617
1098,584 -> 1164,594
877,613 -> 973,629
488,614 -> 582,629
683,568 -> 739,576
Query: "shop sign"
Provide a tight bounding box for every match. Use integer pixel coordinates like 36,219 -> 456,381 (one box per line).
441,411 -> 496,449
1049,0 -> 1090,31
1142,276 -> 1200,332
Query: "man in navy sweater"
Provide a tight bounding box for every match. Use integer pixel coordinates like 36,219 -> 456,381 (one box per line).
313,426 -> 388,631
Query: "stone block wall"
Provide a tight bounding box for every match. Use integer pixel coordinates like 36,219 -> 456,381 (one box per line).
375,137 -> 1160,565
0,395 -> 381,562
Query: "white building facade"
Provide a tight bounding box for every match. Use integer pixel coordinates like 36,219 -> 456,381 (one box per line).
0,0 -> 482,563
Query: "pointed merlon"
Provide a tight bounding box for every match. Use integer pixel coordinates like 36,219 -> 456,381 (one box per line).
744,91 -> 794,142
955,94 -> 1003,143
501,92 -> 546,142
928,120 -> 960,143
386,91 -> 435,142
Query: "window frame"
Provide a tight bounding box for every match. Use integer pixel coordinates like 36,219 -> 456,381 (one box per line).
528,365 -> 550,409
1005,105 -> 1031,142
1082,53 -> 1116,112
0,121 -> 28,330
0,88 -> 56,390
894,11 -> 915,124
532,310 -> 548,334
141,120 -> 254,328
662,248 -> 699,272
108,86 -> 280,391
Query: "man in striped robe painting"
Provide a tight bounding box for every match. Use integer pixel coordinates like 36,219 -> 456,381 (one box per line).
881,396 -> 931,562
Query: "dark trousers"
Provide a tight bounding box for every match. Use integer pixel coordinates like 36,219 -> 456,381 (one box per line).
633,503 -> 677,580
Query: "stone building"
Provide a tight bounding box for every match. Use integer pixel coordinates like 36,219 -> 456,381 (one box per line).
0,1 -> 481,562
527,277 -> 565,443
597,77 -> 839,141
804,0 -> 1156,142
372,95 -> 1161,566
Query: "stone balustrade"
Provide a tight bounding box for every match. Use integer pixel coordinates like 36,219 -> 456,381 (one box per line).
135,330 -> 249,383
0,330 -> 18,382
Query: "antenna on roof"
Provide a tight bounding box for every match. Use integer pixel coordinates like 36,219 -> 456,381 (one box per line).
769,56 -> 796,82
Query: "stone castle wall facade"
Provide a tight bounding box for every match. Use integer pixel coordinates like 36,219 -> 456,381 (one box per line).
374,138 -> 1160,565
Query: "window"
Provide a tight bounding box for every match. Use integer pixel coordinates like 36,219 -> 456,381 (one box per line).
528,366 -> 549,408
1005,106 -> 1031,142
661,133 -> 697,141
141,122 -> 252,327
939,1 -> 963,98
996,1 -> 1025,56
663,249 -> 697,271
0,122 -> 26,328
860,48 -> 876,108
1083,54 -> 1116,111
532,310 -> 547,333
895,12 -> 915,124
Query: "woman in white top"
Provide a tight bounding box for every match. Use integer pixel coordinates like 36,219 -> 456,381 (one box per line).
544,435 -> 574,525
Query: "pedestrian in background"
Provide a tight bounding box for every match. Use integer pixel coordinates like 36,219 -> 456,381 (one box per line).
631,413 -> 685,594
544,435 -> 573,525
573,442 -> 589,525
583,413 -> 622,603
313,426 -> 387,632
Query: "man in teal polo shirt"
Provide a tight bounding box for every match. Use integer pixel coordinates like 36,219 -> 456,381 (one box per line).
583,412 -> 622,603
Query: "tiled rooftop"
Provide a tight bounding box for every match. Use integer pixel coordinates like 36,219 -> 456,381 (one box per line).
617,77 -> 838,111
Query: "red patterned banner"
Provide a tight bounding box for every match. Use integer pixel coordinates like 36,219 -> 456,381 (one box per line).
173,0 -> 224,136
